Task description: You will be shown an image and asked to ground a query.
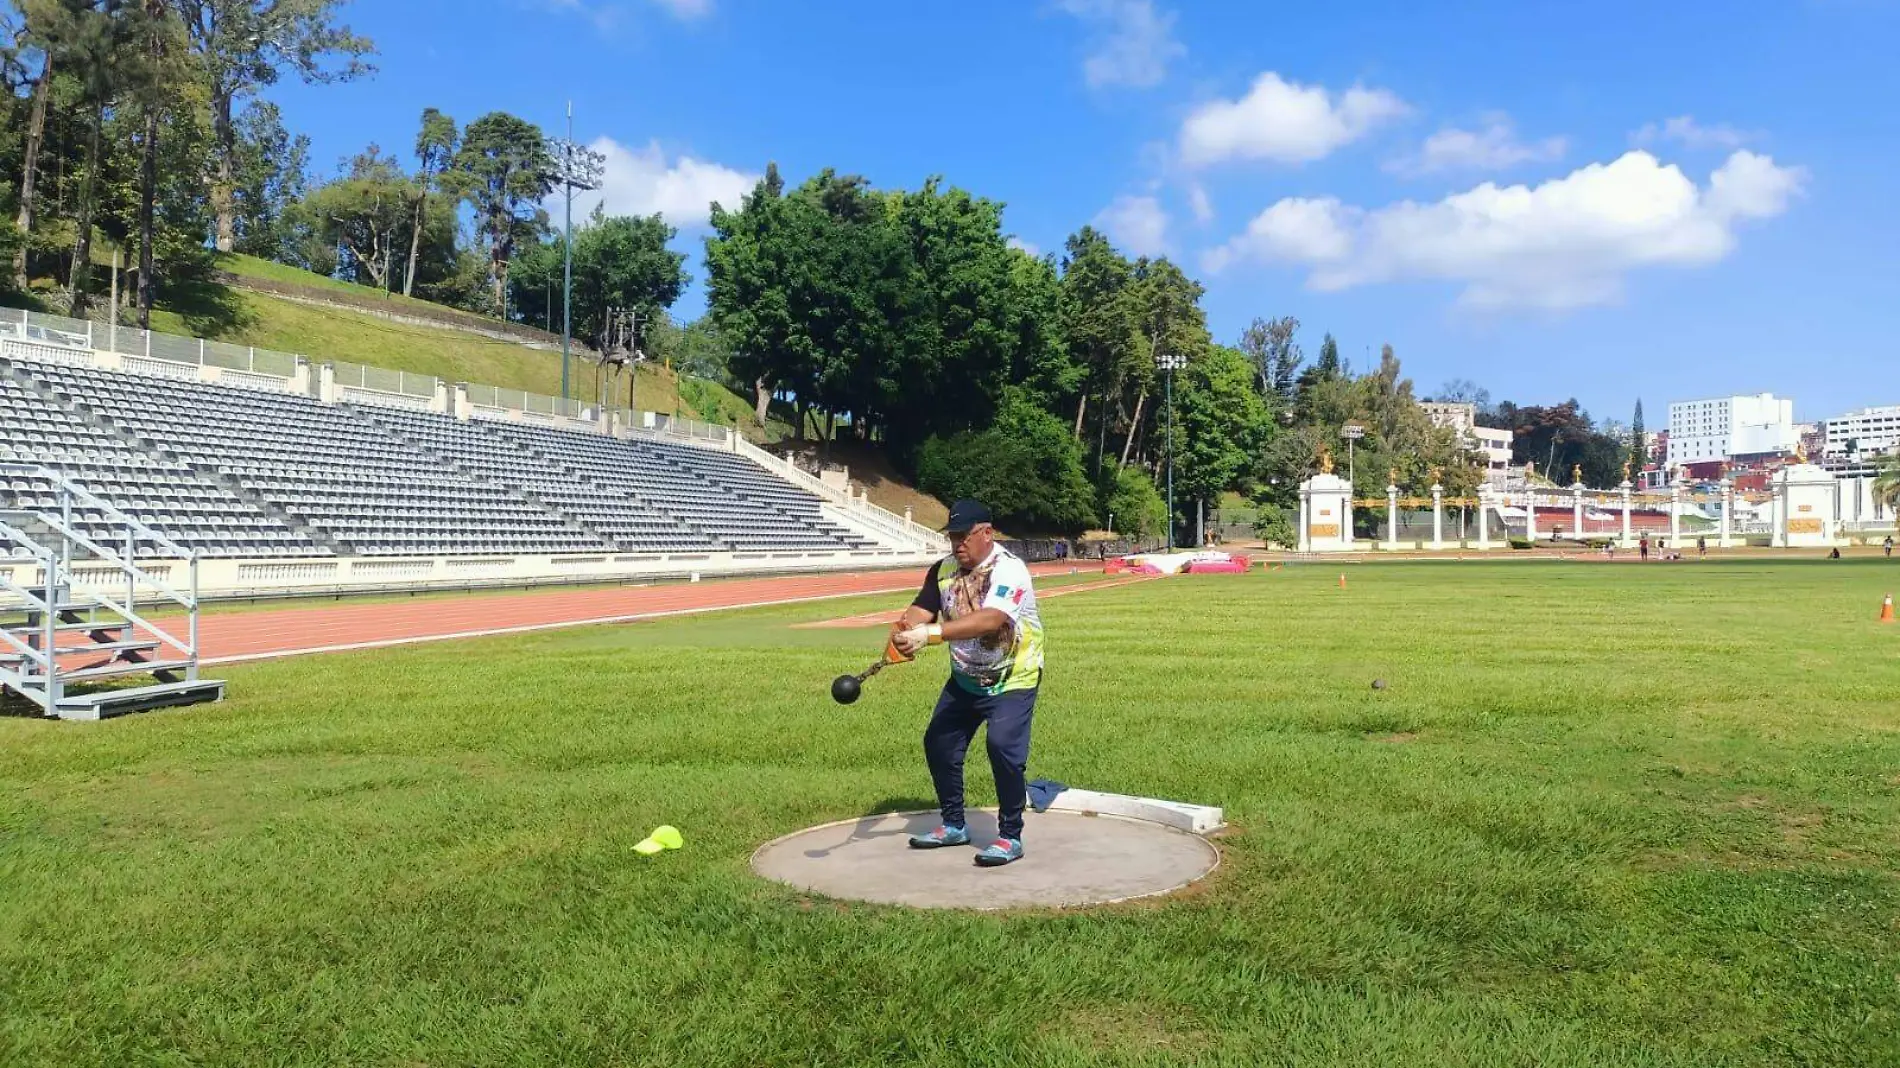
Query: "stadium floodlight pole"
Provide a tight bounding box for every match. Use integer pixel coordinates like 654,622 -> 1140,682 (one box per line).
551,104 -> 604,406
1157,347 -> 1188,551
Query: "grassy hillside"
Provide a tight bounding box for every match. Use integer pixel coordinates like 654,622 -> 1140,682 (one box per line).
779,440 -> 950,529
218,253 -> 477,318
113,259 -> 796,441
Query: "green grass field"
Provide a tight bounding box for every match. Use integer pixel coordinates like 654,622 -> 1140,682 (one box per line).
3,561 -> 1897,1066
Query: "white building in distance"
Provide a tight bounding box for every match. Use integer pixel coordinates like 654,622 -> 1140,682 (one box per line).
1421,401 -> 1512,481
1420,401 -> 1476,433
1822,405 -> 1900,457
1667,393 -> 1796,468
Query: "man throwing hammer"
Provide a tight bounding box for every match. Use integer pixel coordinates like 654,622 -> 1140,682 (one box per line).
890,499 -> 1043,867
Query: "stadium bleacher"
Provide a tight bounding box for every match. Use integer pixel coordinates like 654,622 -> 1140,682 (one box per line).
1,352 -> 879,559
0,371 -> 320,557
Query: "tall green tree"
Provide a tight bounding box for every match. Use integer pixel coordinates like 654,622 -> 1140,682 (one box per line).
1098,462 -> 1166,539
1003,247 -> 1082,414
54,0 -> 154,315
1058,226 -> 1140,447
450,111 -> 552,313
880,177 -> 1015,455
171,0 -> 372,253
1295,331 -> 1343,415
132,0 -> 188,328
1172,343 -> 1271,541
915,389 -> 1096,534
1629,399 -> 1646,479
10,0 -> 71,288
404,106 -> 455,297
227,99 -> 309,259
297,145 -> 413,290
707,166 -> 1022,456
1123,257 -> 1207,467
509,207 -> 686,349
705,162 -> 792,427
1238,315 -> 1302,410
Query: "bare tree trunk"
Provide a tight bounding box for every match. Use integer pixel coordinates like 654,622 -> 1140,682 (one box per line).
1095,392 -> 1109,476
211,88 -> 236,253
13,57 -> 52,289
137,106 -> 159,329
68,103 -> 104,318
1072,391 -> 1087,439
359,230 -> 389,289
488,214 -> 510,314
404,191 -> 425,297
823,410 -> 835,462
1119,388 -> 1146,468
753,377 -> 770,426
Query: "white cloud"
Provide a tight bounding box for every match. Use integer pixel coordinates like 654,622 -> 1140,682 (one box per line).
1007,236 -> 1042,257
1094,194 -> 1170,257
537,0 -> 706,29
1180,71 -> 1408,167
1203,150 -> 1806,311
574,137 -> 757,229
1057,0 -> 1184,89
1187,183 -> 1214,224
539,0 -> 625,31
1633,115 -> 1750,150
1201,197 -> 1351,274
1389,117 -> 1567,175
650,0 -> 710,17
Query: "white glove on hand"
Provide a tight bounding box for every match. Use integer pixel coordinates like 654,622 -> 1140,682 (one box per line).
893,625 -> 939,656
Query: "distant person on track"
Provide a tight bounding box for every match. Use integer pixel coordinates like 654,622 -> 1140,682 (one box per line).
1697,535 -> 1707,559
1640,535 -> 1650,562
891,499 -> 1043,868
1885,535 -> 1893,558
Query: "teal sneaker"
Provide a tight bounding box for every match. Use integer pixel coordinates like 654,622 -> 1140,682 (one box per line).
974,837 -> 1024,867
908,824 -> 970,849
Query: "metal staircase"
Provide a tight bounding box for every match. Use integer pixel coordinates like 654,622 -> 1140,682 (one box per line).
0,463 -> 223,720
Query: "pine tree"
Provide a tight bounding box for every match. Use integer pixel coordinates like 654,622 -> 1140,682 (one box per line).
1629,399 -> 1646,480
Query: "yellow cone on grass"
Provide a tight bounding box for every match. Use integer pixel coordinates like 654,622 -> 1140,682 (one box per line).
634,825 -> 685,855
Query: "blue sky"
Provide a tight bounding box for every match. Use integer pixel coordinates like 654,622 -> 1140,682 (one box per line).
270,0 -> 1898,426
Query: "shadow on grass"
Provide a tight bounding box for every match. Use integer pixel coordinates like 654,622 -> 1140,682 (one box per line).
861,796 -> 938,817
160,273 -> 256,339
0,692 -> 48,718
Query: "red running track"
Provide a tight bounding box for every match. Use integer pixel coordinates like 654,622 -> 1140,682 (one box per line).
197,562 -> 1104,665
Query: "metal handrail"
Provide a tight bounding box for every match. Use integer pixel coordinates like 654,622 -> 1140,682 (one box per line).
35,512 -> 197,610
0,571 -> 54,673
0,518 -> 55,562
80,587 -> 191,657
0,463 -> 198,562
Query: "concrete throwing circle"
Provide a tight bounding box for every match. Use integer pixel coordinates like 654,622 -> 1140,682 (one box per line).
750,808 -> 1219,910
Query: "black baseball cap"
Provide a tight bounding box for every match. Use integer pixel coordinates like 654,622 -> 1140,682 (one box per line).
942,499 -> 993,533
